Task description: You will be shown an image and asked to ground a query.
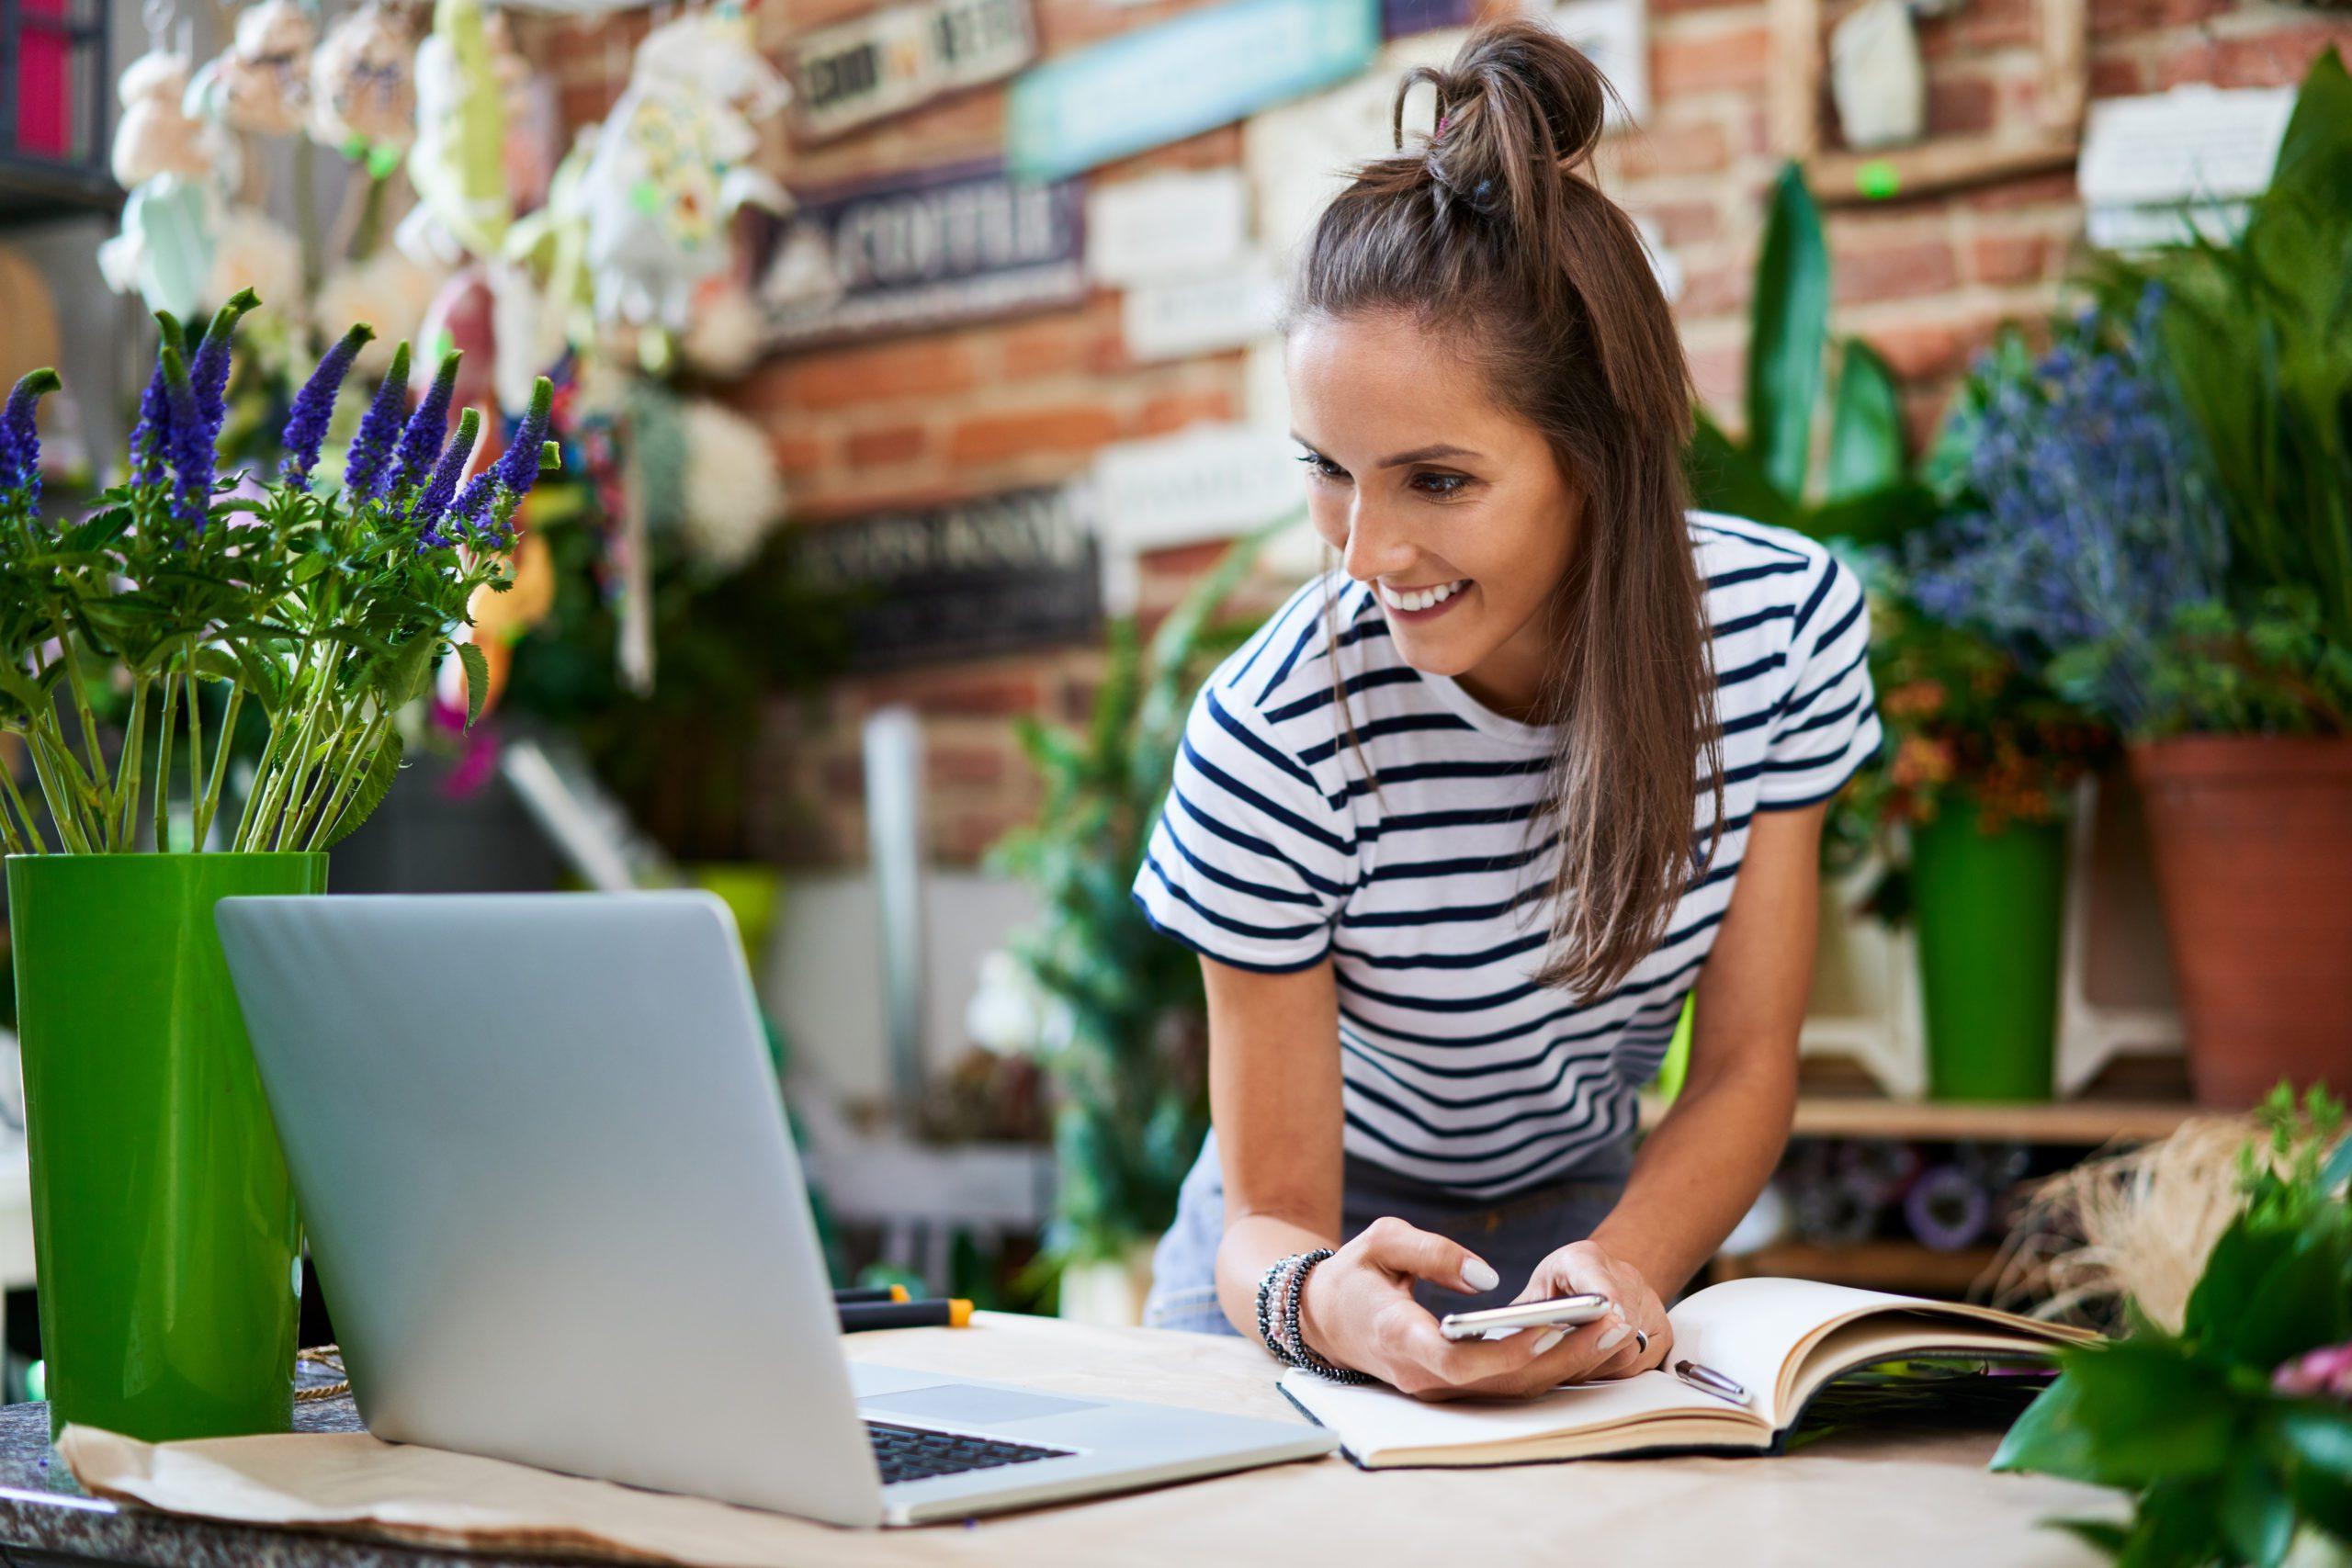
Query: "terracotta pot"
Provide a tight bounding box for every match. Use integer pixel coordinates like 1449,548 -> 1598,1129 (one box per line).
2130,737 -> 2352,1107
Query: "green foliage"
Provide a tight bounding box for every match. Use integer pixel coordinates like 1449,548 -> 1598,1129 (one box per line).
1996,1085 -> 2352,1566
2064,592 -> 2352,739
2089,49 -> 2352,653
0,315 -> 525,857
1689,163 -> 1935,551
989,533 -> 1270,1264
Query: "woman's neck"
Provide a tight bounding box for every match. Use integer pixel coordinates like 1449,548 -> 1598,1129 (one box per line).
1454,603 -> 1564,723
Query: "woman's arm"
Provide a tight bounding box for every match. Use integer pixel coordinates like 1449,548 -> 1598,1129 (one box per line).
1589,800 -> 1824,1293
1507,800 -> 1826,1381
1203,956 -> 1628,1397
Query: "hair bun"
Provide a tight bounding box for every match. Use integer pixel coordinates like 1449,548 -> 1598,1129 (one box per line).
1405,19 -> 1614,221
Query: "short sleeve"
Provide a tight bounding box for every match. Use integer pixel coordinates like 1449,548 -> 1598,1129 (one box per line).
1131,684 -> 1355,973
1758,553 -> 1883,809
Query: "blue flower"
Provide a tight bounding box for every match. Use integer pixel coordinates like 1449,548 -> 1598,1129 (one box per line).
379,352 -> 461,498
279,324 -> 374,489
2,368 -> 60,510
187,288 -> 258,446
409,406 -> 482,539
157,344 -> 212,534
342,340 -> 412,498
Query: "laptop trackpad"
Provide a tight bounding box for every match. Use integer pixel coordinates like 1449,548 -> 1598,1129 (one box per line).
856,1383 -> 1102,1425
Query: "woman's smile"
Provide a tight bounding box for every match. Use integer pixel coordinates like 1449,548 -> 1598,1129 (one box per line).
1379,578 -> 1472,621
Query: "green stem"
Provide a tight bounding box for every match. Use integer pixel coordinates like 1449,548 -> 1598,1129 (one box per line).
58,643 -> 115,834
252,645 -> 338,852
279,717 -> 350,850
0,744 -> 38,853
300,711 -> 385,851
25,732 -> 91,853
196,682 -> 243,850
232,714 -> 286,853
112,676 -> 150,853
153,665 -> 180,852
185,641 -> 205,848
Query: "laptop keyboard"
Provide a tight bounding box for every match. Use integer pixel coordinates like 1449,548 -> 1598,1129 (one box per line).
865,1420 -> 1073,1485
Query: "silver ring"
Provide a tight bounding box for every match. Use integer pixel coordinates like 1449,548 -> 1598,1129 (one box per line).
1634,1328 -> 1649,1355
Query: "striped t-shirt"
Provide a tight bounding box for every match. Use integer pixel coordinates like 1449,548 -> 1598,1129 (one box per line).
1131,512 -> 1881,1199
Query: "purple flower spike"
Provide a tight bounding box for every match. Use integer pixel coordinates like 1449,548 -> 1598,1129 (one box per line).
131,313 -> 187,490
158,344 -> 212,533
3,368 -> 61,507
343,341 -> 412,499
411,406 -> 482,535
187,289 -> 259,433
380,352 -> 461,498
279,323 -> 375,489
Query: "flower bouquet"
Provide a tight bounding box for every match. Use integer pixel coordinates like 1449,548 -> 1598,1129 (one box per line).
0,287 -> 554,1442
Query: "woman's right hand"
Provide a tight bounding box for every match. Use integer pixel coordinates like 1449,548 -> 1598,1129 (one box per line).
1295,1216 -> 1631,1400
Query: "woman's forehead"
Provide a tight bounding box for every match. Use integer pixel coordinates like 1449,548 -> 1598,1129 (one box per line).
1285,314 -> 1520,453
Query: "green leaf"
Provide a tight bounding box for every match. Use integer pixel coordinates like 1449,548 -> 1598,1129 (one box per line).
1996,1342 -> 2242,1487
2218,1446 -> 2298,1568
2047,1517 -> 2130,1560
456,641 -> 490,731
318,731 -> 402,850
1823,339 -> 1906,502
1688,412 -> 1799,526
1804,480 -> 1939,549
2220,1225 -> 2352,1371
1747,162 -> 1831,503
372,633 -> 437,710
2320,1131 -> 2352,1192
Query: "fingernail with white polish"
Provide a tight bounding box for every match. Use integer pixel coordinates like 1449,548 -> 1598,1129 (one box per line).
1461,1258 -> 1499,1292
1532,1329 -> 1566,1355
1596,1323 -> 1630,1353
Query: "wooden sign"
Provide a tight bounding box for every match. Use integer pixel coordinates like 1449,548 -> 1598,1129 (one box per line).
1006,0 -> 1382,183
793,487 -> 1102,671
791,0 -> 1036,142
755,160 -> 1086,350
1085,168 -> 1251,287
1120,258 -> 1283,362
1090,424 -> 1305,554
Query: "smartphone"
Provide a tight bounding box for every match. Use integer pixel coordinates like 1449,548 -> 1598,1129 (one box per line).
1438,1293 -> 1611,1342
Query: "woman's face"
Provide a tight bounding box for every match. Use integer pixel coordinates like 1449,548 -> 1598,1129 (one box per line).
1287,310 -> 1581,718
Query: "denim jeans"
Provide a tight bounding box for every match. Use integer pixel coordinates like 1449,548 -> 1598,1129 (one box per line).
1142,1128 -> 1633,1337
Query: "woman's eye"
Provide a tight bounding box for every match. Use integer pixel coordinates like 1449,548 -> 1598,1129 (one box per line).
1411,470 -> 1471,498
1296,453 -> 1349,482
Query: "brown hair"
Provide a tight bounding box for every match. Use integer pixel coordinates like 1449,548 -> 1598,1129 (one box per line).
1294,19 -> 1722,998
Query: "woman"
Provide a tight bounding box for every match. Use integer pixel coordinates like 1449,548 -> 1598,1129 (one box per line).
1133,21 -> 1879,1399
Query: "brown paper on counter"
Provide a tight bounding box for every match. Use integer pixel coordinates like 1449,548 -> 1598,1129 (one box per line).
60,1424 -> 835,1567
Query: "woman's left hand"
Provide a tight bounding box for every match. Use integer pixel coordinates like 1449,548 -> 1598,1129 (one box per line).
1509,1239 -> 1671,1382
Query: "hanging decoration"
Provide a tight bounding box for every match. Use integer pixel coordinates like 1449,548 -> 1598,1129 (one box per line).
577,4 -> 789,333
187,0 -> 315,138
309,0 -> 419,175
402,0 -> 511,265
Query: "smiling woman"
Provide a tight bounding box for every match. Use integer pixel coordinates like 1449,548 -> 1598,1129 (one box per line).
1127,20 -> 1881,1404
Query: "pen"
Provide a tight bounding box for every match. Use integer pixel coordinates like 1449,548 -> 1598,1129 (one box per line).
840,1298 -> 974,1333
833,1284 -> 912,1305
1673,1359 -> 1748,1406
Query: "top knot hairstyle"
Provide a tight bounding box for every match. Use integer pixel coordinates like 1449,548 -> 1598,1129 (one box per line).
1295,19 -> 1724,998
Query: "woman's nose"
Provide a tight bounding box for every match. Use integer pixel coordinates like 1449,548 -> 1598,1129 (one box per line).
1340,497 -> 1417,583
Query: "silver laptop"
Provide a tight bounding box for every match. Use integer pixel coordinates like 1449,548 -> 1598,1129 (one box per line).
215,891 -> 1333,1527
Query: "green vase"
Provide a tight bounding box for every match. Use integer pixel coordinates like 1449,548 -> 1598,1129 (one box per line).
1909,798 -> 2068,1102
6,852 -> 325,1441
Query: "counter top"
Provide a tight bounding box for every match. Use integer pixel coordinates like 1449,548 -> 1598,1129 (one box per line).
0,1313 -> 2120,1567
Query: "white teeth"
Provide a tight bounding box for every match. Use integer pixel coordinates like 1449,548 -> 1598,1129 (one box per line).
1381,580 -> 1466,612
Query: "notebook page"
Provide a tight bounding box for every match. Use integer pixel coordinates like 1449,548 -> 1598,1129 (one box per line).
1668,1279 -> 1935,1427
1278,1363 -> 1713,1461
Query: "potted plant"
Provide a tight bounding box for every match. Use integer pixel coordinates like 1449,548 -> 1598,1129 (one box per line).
989,537 -> 1264,1324
0,289 -> 554,1441
2082,50 -> 2352,1109
1995,1084 -> 2352,1563
1845,591 -> 2111,1100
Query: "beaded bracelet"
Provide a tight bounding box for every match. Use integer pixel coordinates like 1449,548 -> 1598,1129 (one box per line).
1253,1256 -> 1299,1366
1277,1249 -> 1374,1385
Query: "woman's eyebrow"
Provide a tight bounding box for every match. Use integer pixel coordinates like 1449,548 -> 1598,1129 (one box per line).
1378,444 -> 1478,467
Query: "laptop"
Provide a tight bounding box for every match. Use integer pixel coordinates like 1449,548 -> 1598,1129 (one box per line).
215,892 -> 1334,1527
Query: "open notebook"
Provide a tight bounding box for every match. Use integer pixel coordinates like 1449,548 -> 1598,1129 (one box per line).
1279,1276 -> 2098,1468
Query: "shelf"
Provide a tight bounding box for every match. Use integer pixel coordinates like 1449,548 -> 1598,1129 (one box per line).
1641,1095 -> 2199,1146
1711,1241 -> 2003,1297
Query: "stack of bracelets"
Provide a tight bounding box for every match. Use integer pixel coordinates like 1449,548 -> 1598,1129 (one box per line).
1254,1248 -> 1374,1384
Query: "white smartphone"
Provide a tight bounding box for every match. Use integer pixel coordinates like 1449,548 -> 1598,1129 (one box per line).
1438,1292 -> 1611,1342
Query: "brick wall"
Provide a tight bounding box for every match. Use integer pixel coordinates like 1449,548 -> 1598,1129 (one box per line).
534,0 -> 2352,869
